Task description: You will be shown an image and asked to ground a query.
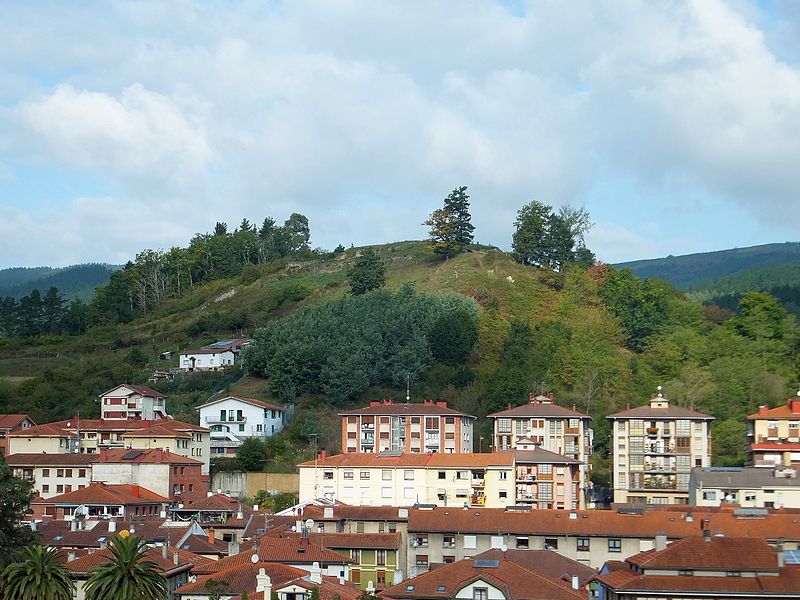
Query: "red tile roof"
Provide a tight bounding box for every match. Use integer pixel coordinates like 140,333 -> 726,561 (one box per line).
497,447 -> 581,465
380,557 -> 584,600
198,396 -> 284,411
339,402 -> 475,418
95,448 -> 203,464
471,549 -> 596,584
406,506 -> 800,541
606,401 -> 713,420
34,482 -> 169,505
0,414 -> 34,430
175,561 -> 308,595
5,453 -> 97,466
66,543 -> 193,576
488,399 -> 591,420
7,423 -> 71,437
627,536 -> 778,572
101,384 -> 164,398
299,452 -> 513,469
276,531 -> 401,550
45,417 -> 210,433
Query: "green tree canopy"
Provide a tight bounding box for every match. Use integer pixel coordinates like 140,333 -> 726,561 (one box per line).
348,250 -> 386,296
0,453 -> 37,571
84,535 -> 168,600
1,545 -> 74,600
236,438 -> 269,472
423,186 -> 474,257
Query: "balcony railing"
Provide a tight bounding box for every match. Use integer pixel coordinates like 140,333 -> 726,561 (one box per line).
204,416 -> 247,424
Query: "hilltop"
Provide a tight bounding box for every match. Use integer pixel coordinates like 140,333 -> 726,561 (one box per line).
0,239 -> 797,482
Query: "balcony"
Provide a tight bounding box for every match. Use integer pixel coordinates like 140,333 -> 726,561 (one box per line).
361,437 -> 375,446
204,416 -> 247,425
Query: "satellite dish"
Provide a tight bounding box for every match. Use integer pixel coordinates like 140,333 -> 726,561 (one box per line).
305,519 -> 314,528
775,500 -> 783,510
725,495 -> 734,502
500,544 -> 508,552
251,553 -> 259,564
589,502 -> 596,509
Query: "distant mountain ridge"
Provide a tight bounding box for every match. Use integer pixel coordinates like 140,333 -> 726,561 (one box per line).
615,242 -> 800,289
0,263 -> 119,302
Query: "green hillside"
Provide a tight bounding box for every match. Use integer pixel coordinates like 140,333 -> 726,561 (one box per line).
0,237 -> 797,482
616,242 -> 800,289
0,263 -> 118,301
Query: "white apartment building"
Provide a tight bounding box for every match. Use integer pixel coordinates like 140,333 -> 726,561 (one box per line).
100,384 -> 168,421
197,396 -> 285,456
606,389 -> 714,504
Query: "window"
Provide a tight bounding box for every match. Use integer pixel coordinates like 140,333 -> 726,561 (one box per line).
539,464 -> 552,475
442,556 -> 455,564
678,570 -> 693,576
382,470 -> 392,481
416,555 -> 428,566
404,487 -> 415,499
608,539 -> 621,552
498,418 -> 511,433
676,420 -> 691,436
516,537 -> 529,549
499,472 -> 507,480
42,469 -> 49,477
351,569 -> 361,584
577,538 -> 589,552
702,491 -> 716,500
56,485 -> 63,493
344,470 -> 353,480
413,536 -> 428,547
443,535 -> 455,548
239,424 -> 245,432
360,471 -> 370,479
464,535 -> 477,549
539,482 -> 553,500
404,470 -> 414,480
726,571 -> 741,577
356,522 -> 365,533
381,487 -> 391,498
474,589 -> 488,600
351,549 -> 361,562
377,549 -> 386,565
257,424 -> 263,432
57,469 -> 64,478
42,484 -> 49,493
438,471 -> 446,480
544,537 -> 558,550
323,471 -> 334,480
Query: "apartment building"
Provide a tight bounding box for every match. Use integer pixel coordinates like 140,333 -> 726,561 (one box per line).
7,417 -> 211,475
197,396 -> 285,455
6,453 -> 95,498
0,414 -> 35,455
499,444 -> 583,510
298,451 -> 515,507
689,465 -> 800,508
488,395 -> 592,508
100,384 -> 169,420
606,390 -> 713,504
340,399 -> 475,454
747,394 -> 800,467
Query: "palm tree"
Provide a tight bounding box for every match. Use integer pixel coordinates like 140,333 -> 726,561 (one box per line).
84,534 -> 168,600
1,544 -> 75,600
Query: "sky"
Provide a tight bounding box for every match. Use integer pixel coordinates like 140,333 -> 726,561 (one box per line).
1,0 -> 800,269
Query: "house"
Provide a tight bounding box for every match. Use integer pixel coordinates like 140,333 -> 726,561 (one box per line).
606,389 -> 714,505
747,394 -> 800,468
67,543 -> 196,600
689,466 -> 800,508
198,396 -> 285,455
0,414 -> 35,454
287,504 -> 410,537
298,451 -> 515,508
380,555 -> 585,600
339,399 -> 476,454
596,534 -> 800,600
91,447 -> 209,506
8,417 -> 212,475
99,384 -> 169,420
179,348 -> 235,372
272,530 -> 402,590
35,518 -> 193,552
488,395 -> 592,508
169,493 -> 255,542
470,549 -> 597,592
31,482 -> 170,521
5,452 -> 96,498
404,505 -> 800,572
498,445 -> 583,510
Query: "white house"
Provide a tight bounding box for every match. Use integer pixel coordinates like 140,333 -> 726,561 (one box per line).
179,348 -> 236,372
100,384 -> 169,421
197,396 -> 285,455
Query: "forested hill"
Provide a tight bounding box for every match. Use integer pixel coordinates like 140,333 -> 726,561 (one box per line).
0,263 -> 117,301
616,242 -> 800,289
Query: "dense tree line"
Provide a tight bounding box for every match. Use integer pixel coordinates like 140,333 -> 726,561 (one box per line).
244,284 -> 480,404
511,202 -> 595,271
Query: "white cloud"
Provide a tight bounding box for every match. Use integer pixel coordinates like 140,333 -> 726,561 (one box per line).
18,83 -> 212,192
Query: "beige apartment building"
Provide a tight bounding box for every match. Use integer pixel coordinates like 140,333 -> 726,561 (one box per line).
340,399 -> 475,454
747,394 -> 800,467
488,395 -> 592,507
606,389 -> 713,504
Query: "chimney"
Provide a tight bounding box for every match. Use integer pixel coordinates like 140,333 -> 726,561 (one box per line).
759,405 -> 769,416
155,449 -> 163,462
99,448 -> 109,461
366,581 -> 376,595
162,544 -> 168,560
256,569 -> 272,595
437,401 -> 447,407
67,551 -> 76,562
228,540 -> 240,556
529,393 -> 535,402
703,529 -> 711,542
310,561 -> 322,584
71,520 -> 77,532
131,485 -> 140,497
208,527 -> 215,545
571,575 -> 579,590
370,401 -> 380,406
173,551 -> 180,566
655,533 -> 667,551
777,538 -> 785,568
108,520 -> 116,532
320,448 -> 327,461
791,395 -> 800,414
237,505 -> 243,520
30,521 -> 37,532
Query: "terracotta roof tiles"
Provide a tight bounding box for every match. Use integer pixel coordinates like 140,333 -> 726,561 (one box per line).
339,402 -> 475,418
